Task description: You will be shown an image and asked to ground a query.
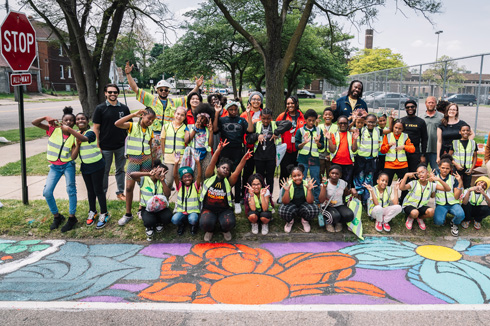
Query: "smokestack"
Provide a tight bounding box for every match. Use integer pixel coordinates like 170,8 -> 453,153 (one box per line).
365,29 -> 373,49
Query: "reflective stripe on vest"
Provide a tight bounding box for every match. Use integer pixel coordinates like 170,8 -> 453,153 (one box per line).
126,123 -> 152,155
79,130 -> 102,164
469,191 -> 485,206
435,175 -> 459,205
452,139 -> 476,169
200,175 -> 233,208
318,123 -> 338,154
140,176 -> 164,206
331,131 -> 355,162
367,186 -> 390,216
164,123 -> 186,155
298,128 -> 319,157
357,127 -> 380,158
385,133 -> 407,162
288,180 -> 308,199
254,121 -> 281,152
402,181 -> 434,208
46,127 -> 75,162
175,183 -> 200,213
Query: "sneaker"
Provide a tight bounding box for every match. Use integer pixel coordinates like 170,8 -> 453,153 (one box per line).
145,227 -> 154,241
204,232 -> 213,242
375,221 -> 383,232
118,214 -> 133,226
474,221 -> 482,230
96,213 -> 110,229
461,221 -> 470,229
383,223 -> 391,232
301,218 -> 311,233
177,223 -> 186,236
234,203 -> 242,214
190,225 -> 198,235
116,193 -> 126,201
86,211 -> 97,226
223,231 -> 232,241
450,221 -> 459,237
334,223 -> 343,233
156,225 -> 164,233
261,224 -> 269,235
251,223 -> 259,234
50,214 -> 65,230
405,217 -> 414,230
61,216 -> 77,233
417,218 -> 426,231
326,224 -> 335,232
284,220 -> 294,233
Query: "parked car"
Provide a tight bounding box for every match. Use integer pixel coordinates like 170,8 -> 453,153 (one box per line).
218,89 -> 227,95
296,90 -> 316,98
447,94 -> 477,106
479,94 -> 490,105
226,88 -> 234,94
365,92 -> 410,109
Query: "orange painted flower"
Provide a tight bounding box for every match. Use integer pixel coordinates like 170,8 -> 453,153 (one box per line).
138,243 -> 386,304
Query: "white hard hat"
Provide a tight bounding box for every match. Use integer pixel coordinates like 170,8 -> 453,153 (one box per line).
155,80 -> 173,90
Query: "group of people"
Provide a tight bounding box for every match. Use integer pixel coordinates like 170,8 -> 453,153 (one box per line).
33,71 -> 489,240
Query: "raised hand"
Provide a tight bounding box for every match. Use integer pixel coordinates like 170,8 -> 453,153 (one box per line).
260,185 -> 270,196
322,175 -> 328,185
303,131 -> 310,142
242,149 -> 253,161
362,183 -> 373,192
428,171 -> 437,182
246,103 -> 251,113
214,102 -> 222,113
159,169 -> 168,181
280,177 -> 291,191
195,75 -> 204,88
217,139 -> 229,151
124,61 -> 133,75
314,133 -> 321,143
453,171 -> 463,183
134,108 -> 147,118
352,128 -> 359,140
391,110 -> 397,119
323,129 -> 331,140
258,134 -> 265,144
244,183 -> 255,195
306,178 -> 317,190
174,152 -> 181,164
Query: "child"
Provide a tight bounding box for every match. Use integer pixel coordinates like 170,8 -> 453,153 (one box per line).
115,107 -> 156,226
434,155 -> 465,236
353,114 -> 382,205
72,113 -> 109,229
185,103 -> 214,178
400,164 -> 450,230
161,106 -> 188,187
279,165 -> 319,233
129,161 -> 172,241
375,114 -> 389,179
200,140 -> 252,241
365,173 -> 402,232
318,108 -> 338,178
171,155 -> 202,236
319,165 -> 356,233
295,109 -> 324,203
32,107 -> 89,232
449,125 -> 477,189
461,176 -> 490,230
246,108 -> 292,194
244,174 -> 272,235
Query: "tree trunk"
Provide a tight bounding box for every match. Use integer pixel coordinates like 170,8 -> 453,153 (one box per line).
230,68 -> 238,99
264,57 -> 286,118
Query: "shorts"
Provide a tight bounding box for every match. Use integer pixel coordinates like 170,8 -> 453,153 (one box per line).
126,154 -> 152,180
403,205 -> 430,217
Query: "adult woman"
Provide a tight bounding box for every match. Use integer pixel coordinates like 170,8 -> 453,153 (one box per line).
437,103 -> 474,163
186,92 -> 203,128
276,96 -> 305,181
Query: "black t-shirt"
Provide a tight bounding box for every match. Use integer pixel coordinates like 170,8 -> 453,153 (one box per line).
438,120 -> 469,155
92,101 -> 131,150
218,116 -> 248,148
203,176 -> 230,212
400,116 -> 428,154
253,123 -> 276,161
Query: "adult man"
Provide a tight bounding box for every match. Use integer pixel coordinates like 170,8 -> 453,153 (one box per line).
423,96 -> 444,173
334,80 -> 368,122
92,84 -> 131,200
124,62 -> 203,157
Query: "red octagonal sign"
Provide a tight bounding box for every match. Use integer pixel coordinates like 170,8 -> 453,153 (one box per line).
0,11 -> 37,72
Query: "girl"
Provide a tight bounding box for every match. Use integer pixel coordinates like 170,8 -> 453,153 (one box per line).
32,107 -> 88,232
185,103 -> 214,178
400,164 -> 450,230
72,113 -> 109,229
161,106 -> 189,187
461,176 -> 490,230
115,107 -> 156,226
171,155 -> 202,236
185,92 -> 203,127
319,165 -> 356,233
434,155 -> 465,237
449,124 -> 477,189
318,107 -> 338,178
279,165 -> 319,233
375,114 -> 389,179
365,173 -> 402,232
244,174 -> 272,235
129,161 -> 172,241
200,140 -> 252,242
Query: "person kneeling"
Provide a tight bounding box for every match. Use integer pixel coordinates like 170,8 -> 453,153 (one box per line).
244,174 -> 273,235
461,176 -> 490,230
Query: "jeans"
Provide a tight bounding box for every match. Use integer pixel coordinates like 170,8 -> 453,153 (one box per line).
43,161 -> 77,215
433,204 -> 465,225
171,212 -> 199,226
426,152 -> 439,174
101,146 -> 126,195
353,156 -> 377,204
298,162 -> 320,203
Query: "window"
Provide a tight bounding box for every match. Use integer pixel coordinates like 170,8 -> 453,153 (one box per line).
68,66 -> 72,78
60,65 -> 64,79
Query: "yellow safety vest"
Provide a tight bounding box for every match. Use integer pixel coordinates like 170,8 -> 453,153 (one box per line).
126,122 -> 152,156
252,193 -> 273,212
79,130 -> 103,164
318,123 -> 338,154
469,191 -> 485,206
435,175 -> 459,205
385,133 -> 408,162
298,127 -> 320,158
175,183 -> 201,214
140,176 -> 164,207
46,127 -> 75,162
402,180 -> 435,208
367,186 -> 391,216
200,175 -> 233,208
357,127 -> 380,158
452,139 -> 476,169
288,180 -> 308,199
331,131 -> 355,162
164,122 -> 186,155
254,121 -> 281,152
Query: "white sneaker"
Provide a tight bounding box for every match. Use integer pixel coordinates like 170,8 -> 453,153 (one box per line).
234,203 -> 242,214
301,218 -> 311,233
204,232 -> 213,242
145,227 -> 154,241
223,232 -> 232,241
261,224 -> 269,235
118,214 -> 133,226
284,220 -> 294,233
251,223 -> 259,234
0,201 -> 3,208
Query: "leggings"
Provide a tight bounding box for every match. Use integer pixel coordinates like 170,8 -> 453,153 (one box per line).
200,209 -> 236,232
462,204 -> 490,222
322,205 -> 354,225
82,167 -> 107,214
255,159 -> 277,194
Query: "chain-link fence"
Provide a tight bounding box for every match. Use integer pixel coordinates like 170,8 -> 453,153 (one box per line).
322,53 -> 490,136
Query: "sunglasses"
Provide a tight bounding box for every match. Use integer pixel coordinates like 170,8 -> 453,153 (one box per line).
106,91 -> 119,95
405,105 -> 416,109
158,88 -> 170,92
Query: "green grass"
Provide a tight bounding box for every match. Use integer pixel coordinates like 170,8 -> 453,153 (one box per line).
0,127 -> 47,147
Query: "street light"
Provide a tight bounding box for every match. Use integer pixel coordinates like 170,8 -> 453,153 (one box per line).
435,30 -> 443,62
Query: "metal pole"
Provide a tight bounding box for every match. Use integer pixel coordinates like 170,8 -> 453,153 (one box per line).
418,65 -> 423,116
399,67 -> 403,115
18,85 -> 28,204
442,61 -> 448,99
474,55 -> 484,132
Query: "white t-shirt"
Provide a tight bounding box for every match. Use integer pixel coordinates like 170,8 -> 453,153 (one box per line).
325,179 -> 348,207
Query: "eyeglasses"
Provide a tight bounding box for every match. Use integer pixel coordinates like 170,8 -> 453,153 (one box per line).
405,105 -> 416,109
251,99 -> 261,102
106,91 -> 119,95
338,122 -> 348,125
158,88 -> 169,92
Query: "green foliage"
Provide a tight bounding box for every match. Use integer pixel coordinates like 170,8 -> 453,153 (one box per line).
348,48 -> 406,75
422,55 -> 466,90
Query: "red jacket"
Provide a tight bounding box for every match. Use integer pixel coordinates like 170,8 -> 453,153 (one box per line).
241,109 -> 262,149
276,110 -> 305,153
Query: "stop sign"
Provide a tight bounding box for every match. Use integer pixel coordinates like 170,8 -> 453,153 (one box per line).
0,11 -> 37,72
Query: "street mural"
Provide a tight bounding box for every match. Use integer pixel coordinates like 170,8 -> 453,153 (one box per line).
1,237 -> 490,304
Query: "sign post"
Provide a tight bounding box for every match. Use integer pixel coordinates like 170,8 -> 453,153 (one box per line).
1,11 -> 37,205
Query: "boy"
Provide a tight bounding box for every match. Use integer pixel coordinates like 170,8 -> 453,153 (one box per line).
318,108 -> 337,178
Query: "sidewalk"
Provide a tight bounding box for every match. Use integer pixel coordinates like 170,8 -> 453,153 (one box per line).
0,138 -> 48,166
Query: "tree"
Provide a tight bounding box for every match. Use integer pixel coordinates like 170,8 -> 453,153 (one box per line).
23,0 -> 171,116
214,0 -> 441,116
422,55 -> 466,95
348,48 -> 406,75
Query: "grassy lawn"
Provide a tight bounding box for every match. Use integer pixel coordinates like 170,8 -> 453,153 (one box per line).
0,127 -> 47,147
